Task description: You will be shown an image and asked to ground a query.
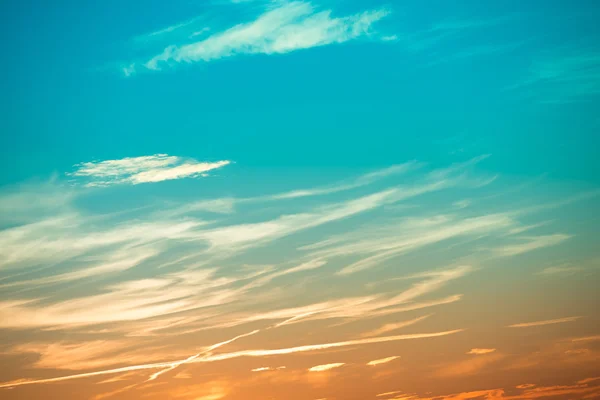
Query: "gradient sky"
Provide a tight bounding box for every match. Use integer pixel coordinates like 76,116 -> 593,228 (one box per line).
0,1 -> 599,399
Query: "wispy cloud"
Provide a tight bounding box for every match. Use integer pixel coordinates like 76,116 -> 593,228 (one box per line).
397,17 -> 510,52
367,356 -> 400,366
133,17 -> 206,43
467,348 -> 496,355
509,316 -> 582,328
332,216 -> 510,275
308,363 -> 345,372
263,162 -> 418,200
360,315 -> 431,338
146,329 -> 259,382
435,353 -> 505,377
394,15 -> 517,54
508,47 -> 600,103
132,1 -> 390,73
572,335 -> 600,342
69,154 -> 230,187
391,376 -> 600,399
537,265 -> 585,275
251,366 -> 285,372
492,234 -> 571,257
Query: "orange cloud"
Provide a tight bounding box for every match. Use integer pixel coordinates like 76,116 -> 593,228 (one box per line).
467,348 -> 496,355
508,316 -> 582,328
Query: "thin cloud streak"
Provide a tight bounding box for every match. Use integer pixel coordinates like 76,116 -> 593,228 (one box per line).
467,348 -> 496,355
264,162 -> 419,200
308,363 -> 345,372
367,356 -> 400,366
146,329 -> 259,381
509,316 -> 582,328
360,315 -> 431,338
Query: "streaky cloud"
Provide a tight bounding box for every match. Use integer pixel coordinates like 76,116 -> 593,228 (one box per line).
138,1 -> 391,72
467,348 -> 496,355
367,356 -> 400,366
308,363 -> 344,372
509,316 -> 582,328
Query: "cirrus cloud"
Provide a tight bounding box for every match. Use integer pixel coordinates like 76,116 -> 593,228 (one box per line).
69,154 -> 230,187
132,1 -> 391,73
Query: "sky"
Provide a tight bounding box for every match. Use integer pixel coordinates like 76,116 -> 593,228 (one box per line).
0,0 -> 599,399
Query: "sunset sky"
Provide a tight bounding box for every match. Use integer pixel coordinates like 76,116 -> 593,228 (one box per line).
1,0 -> 599,399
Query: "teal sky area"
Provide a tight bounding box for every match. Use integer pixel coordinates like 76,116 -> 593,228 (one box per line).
1,0 -> 599,186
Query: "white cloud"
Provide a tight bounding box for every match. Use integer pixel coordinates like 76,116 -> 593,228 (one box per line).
493,234 -> 571,257
69,154 -> 230,187
141,1 -> 391,71
251,366 -> 285,372
196,188 -> 402,253
308,363 -> 345,372
333,215 -> 511,275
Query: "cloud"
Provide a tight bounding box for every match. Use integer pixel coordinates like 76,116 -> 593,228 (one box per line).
509,47 -> 600,103
0,268 -> 241,328
395,16 -> 515,52
139,1 -> 390,72
516,384 -> 536,389
251,366 -> 285,372
328,214 -> 512,275
509,316 -> 582,328
537,265 -> 585,275
0,247 -> 158,288
69,154 -> 230,186
146,329 -> 259,382
436,353 -> 505,377
0,179 -> 76,224
367,356 -> 400,366
263,162 -> 418,200
198,329 -> 463,363
388,379 -> 600,400
196,188 -> 405,253
467,348 -> 496,355
572,335 -> 600,342
133,17 -> 205,43
579,377 -> 600,385
360,315 -> 431,338
492,234 -> 571,257
308,363 -> 345,372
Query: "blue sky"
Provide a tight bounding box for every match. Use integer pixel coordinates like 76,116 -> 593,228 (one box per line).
1,0 -> 599,187
0,2 -> 599,399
